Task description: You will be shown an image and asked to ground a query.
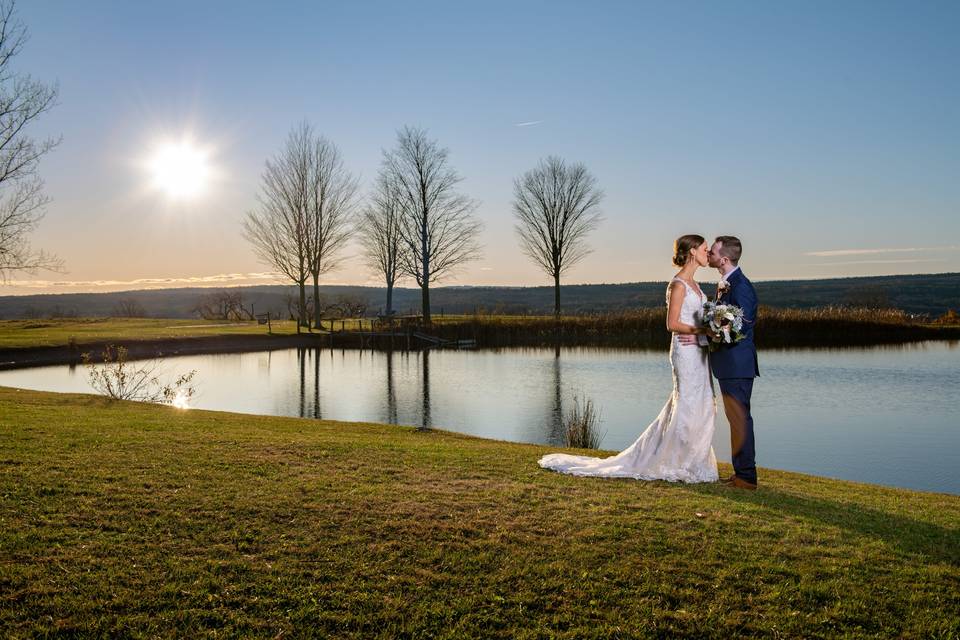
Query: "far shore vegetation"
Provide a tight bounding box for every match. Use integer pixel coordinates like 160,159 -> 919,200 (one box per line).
0,305 -> 957,354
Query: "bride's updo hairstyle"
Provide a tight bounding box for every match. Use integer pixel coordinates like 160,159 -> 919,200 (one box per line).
672,234 -> 705,267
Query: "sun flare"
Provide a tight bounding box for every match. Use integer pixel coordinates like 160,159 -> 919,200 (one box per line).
170,390 -> 191,410
147,139 -> 212,200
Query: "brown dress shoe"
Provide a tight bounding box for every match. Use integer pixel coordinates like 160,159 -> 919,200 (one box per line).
727,477 -> 758,491
720,474 -> 737,484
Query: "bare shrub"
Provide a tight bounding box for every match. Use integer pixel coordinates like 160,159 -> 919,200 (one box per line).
936,309 -> 958,325
564,394 -> 605,449
330,294 -> 368,319
82,345 -> 197,406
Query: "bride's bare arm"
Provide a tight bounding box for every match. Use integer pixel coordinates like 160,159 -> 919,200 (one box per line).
666,281 -> 703,335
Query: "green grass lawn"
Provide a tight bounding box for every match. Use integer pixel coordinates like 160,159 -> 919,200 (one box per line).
0,317 -> 533,350
0,318 -> 306,349
0,316 -> 573,350
1,387 -> 957,638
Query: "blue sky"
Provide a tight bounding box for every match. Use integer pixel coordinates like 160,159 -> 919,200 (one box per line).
7,0 -> 959,293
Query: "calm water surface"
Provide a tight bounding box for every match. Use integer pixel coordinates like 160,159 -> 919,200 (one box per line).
1,342 -> 957,494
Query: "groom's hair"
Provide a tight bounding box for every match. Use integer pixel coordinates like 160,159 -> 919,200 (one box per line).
715,236 -> 742,264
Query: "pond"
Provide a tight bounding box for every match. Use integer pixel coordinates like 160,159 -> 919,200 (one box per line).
1,341 -> 957,494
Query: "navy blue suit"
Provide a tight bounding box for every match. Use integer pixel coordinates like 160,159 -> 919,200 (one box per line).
709,268 -> 759,484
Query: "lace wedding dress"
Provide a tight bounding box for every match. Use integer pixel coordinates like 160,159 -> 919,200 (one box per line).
538,278 -> 719,483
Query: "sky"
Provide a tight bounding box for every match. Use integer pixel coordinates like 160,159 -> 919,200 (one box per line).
4,0 -> 958,294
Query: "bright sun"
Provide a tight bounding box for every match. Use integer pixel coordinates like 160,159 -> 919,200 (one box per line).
147,139 -> 212,200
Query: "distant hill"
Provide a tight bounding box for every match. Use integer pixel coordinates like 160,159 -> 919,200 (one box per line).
1,272 -> 957,319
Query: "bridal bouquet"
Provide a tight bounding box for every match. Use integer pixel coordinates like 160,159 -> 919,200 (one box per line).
702,301 -> 745,348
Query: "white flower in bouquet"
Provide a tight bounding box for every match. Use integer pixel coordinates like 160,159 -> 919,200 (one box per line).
701,301 -> 745,348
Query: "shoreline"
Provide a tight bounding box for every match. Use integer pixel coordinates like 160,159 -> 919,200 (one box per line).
1,329 -> 958,370
1,379 -> 957,496
0,333 -> 326,370
0,383 -> 954,498
1,330 -> 958,370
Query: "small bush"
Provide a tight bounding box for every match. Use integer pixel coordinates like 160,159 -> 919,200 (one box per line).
81,345 -> 196,406
936,309 -> 959,325
564,394 -> 605,449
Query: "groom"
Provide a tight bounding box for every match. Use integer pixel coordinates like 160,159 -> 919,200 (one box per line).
681,236 -> 759,490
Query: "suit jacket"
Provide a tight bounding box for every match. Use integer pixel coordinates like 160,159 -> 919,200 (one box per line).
709,268 -> 760,379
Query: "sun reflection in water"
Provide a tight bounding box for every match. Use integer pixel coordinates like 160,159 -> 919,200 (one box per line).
171,391 -> 191,410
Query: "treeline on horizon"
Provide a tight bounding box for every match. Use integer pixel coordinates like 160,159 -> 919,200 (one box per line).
1,272 -> 958,321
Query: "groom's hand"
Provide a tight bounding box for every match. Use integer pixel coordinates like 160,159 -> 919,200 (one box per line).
677,334 -> 700,346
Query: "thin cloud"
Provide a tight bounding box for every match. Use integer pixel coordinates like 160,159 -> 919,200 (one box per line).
809,259 -> 944,266
514,120 -> 543,127
804,246 -> 959,257
6,272 -> 286,290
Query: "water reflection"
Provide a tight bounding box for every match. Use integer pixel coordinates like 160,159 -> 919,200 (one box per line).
298,347 -> 306,418
294,347 -> 323,419
385,350 -> 398,425
421,350 -> 431,430
292,347 -> 433,428
547,345 -> 565,444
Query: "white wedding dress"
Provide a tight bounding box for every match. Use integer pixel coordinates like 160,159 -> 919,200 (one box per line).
538,277 -> 719,483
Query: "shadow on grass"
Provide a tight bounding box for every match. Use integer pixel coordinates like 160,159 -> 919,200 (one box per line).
680,483 -> 960,566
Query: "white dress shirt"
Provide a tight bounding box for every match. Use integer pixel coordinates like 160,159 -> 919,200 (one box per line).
718,265 -> 741,288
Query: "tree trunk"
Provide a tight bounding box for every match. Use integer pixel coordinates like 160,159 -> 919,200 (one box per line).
312,274 -> 321,329
421,281 -> 431,325
298,282 -> 307,333
554,272 -> 561,319
386,280 -> 394,316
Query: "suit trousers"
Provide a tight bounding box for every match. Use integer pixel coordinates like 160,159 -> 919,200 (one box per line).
717,377 -> 756,484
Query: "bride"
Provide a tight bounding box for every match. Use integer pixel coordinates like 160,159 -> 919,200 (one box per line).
538,235 -> 719,483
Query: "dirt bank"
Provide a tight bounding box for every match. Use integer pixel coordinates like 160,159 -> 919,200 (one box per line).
0,334 -> 336,370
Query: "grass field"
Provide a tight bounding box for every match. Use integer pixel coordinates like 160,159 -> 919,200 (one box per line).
0,318 -> 303,349
0,316 -> 509,350
1,387 -> 957,638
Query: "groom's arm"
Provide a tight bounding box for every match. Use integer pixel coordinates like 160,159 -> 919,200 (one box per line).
730,283 -> 758,334
677,333 -> 708,346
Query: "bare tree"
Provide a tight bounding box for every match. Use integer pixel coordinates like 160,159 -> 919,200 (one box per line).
359,171 -> 405,316
83,345 -> 197,406
243,126 -> 312,332
513,156 -> 603,318
191,290 -> 253,320
842,285 -> 891,310
302,125 -> 358,329
284,287 -> 304,321
111,298 -> 147,318
0,0 -> 62,280
384,126 -> 482,325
